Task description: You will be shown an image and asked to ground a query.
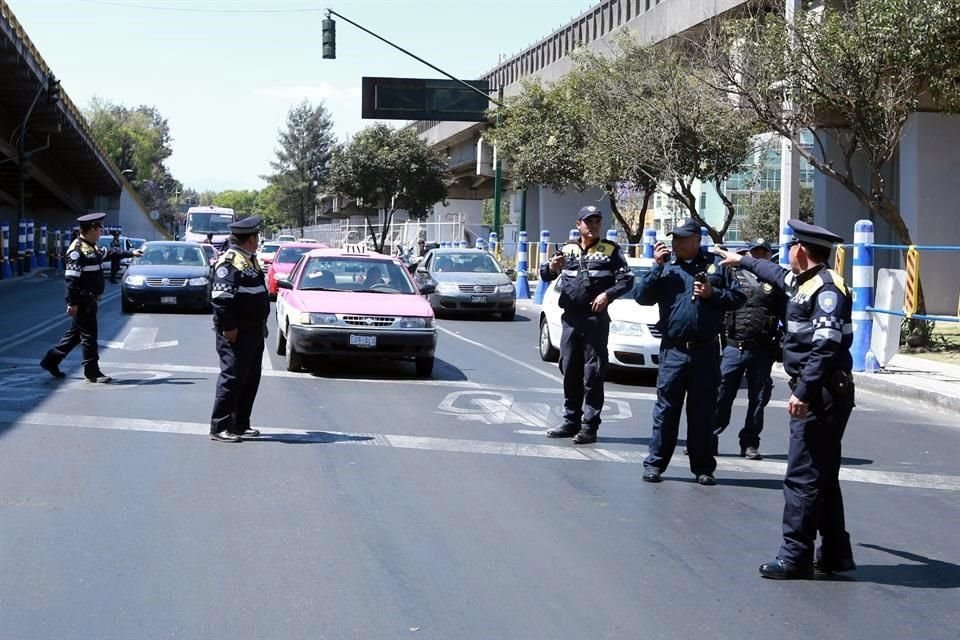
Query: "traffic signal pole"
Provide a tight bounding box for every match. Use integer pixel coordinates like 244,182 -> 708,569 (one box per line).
492,87 -> 504,239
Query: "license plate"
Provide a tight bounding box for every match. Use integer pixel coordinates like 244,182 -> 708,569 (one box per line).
160,296 -> 177,304
349,334 -> 377,348
471,295 -> 487,303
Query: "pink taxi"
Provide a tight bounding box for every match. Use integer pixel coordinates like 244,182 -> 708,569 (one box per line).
266,242 -> 328,299
274,247 -> 438,376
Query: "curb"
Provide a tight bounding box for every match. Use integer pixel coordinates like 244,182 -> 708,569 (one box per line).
853,372 -> 960,415
0,267 -> 57,289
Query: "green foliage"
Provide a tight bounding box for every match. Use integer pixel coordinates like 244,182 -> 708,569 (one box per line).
84,96 -> 180,223
710,0 -> 960,246
212,190 -> 258,217
262,100 -> 335,232
327,123 -> 449,252
481,198 -> 508,228
741,188 -> 814,241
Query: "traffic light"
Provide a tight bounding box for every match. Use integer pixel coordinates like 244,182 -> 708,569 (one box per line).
46,74 -> 61,105
322,18 -> 336,59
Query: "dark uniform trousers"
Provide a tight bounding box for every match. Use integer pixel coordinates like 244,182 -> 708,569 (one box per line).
211,326 -> 265,435
646,341 -> 720,477
559,312 -> 609,430
714,345 -> 773,449
781,377 -> 855,567
46,298 -> 100,376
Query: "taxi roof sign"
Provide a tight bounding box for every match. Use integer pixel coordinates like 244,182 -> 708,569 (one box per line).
344,243 -> 368,255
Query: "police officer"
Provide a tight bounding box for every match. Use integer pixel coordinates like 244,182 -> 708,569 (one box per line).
713,238 -> 786,460
209,215 -> 271,443
540,206 -> 633,445
715,220 -> 856,579
108,229 -> 123,283
635,219 -> 745,485
40,213 -> 141,382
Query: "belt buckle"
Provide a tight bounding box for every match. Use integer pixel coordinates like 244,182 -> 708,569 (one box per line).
684,340 -> 696,349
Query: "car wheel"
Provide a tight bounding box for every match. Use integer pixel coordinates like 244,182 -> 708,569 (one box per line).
539,316 -> 559,362
500,308 -> 516,321
415,356 -> 434,377
275,322 -> 287,355
121,297 -> 134,314
285,325 -> 302,372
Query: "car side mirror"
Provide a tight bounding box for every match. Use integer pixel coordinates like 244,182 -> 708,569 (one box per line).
276,276 -> 293,290
419,283 -> 436,296
505,268 -> 516,278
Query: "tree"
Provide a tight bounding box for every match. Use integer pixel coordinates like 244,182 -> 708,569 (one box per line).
703,0 -> 960,247
481,198 -> 508,228
85,97 -> 181,225
262,100 -> 336,233
741,187 -> 814,241
327,124 -> 449,253
212,190 -> 259,218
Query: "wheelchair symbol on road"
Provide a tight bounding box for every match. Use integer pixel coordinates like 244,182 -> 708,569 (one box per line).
436,390 -> 631,428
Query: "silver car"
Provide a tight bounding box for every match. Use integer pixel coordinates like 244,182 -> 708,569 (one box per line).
414,248 -> 517,320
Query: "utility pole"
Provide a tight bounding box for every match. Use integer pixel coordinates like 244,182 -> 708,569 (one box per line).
492,86 -> 504,239
779,0 -> 801,233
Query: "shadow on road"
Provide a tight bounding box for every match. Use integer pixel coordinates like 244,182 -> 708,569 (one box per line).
303,356 -> 468,381
715,477 -> 784,490
839,543 -> 960,589
110,376 -> 202,387
761,453 -> 875,466
253,432 -> 375,445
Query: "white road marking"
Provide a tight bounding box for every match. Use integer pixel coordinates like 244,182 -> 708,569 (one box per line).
0,290 -> 121,353
261,348 -> 274,371
0,409 -> 955,492
99,326 -> 179,351
437,325 -> 563,383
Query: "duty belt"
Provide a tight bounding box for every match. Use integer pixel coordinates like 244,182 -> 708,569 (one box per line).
664,337 -> 719,351
727,338 -> 764,351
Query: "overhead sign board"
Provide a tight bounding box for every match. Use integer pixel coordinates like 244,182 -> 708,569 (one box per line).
361,77 -> 490,122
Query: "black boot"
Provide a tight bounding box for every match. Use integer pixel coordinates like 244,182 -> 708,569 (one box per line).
546,424 -> 580,438
40,354 -> 66,379
572,427 -> 597,445
759,559 -> 813,580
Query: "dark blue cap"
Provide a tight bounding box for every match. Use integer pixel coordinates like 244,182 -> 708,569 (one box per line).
77,212 -> 106,224
577,205 -> 602,221
667,219 -> 701,238
229,215 -> 262,234
788,219 -> 843,248
748,237 -> 772,252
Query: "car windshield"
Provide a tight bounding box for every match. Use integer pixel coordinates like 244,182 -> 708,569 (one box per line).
297,257 -> 415,294
432,252 -> 501,273
261,243 -> 280,253
275,246 -> 312,264
129,239 -> 145,250
136,244 -> 208,267
97,236 -> 118,249
188,212 -> 233,234
201,245 -> 216,260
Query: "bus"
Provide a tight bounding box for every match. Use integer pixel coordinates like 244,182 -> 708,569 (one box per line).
183,206 -> 235,245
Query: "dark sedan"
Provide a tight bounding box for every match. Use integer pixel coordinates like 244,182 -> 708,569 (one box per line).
121,241 -> 212,313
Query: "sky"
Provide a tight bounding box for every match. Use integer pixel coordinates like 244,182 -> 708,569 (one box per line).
11,0 -> 597,192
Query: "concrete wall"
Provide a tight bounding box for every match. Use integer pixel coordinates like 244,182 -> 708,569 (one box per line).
898,113 -> 960,316
536,185 -> 608,246
115,186 -> 168,241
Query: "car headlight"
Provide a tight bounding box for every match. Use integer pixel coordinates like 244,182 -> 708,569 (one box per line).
188,276 -> 209,286
497,283 -> 515,294
303,313 -> 338,326
435,282 -> 459,295
125,275 -> 146,287
398,316 -> 434,329
610,320 -> 648,337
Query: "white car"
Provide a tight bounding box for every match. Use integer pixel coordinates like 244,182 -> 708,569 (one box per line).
538,257 -> 662,369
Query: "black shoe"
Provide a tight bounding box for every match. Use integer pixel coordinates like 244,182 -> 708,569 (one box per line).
759,559 -> 814,580
814,553 -> 856,574
741,446 -> 762,460
85,372 -> 112,384
546,424 -> 580,438
239,428 -> 261,438
642,468 -> 662,483
209,431 -> 242,443
572,428 -> 597,445
40,357 -> 66,379
696,473 -> 716,486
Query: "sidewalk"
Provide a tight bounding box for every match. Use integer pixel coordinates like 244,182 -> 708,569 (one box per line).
0,267 -> 56,289
855,354 -> 960,415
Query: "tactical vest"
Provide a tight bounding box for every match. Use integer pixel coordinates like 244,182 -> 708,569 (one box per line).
725,268 -> 781,342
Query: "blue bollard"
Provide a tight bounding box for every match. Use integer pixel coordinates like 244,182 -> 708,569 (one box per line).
39,225 -> 48,268
568,228 -> 578,242
0,224 -> 10,280
488,232 -> 498,256
643,228 -> 657,258
53,228 -> 62,271
26,219 -> 35,271
700,226 -> 712,248
606,228 -> 618,244
475,238 -> 485,250
534,230 -> 551,304
515,231 -> 530,299
779,225 -> 794,268
852,219 -> 877,372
